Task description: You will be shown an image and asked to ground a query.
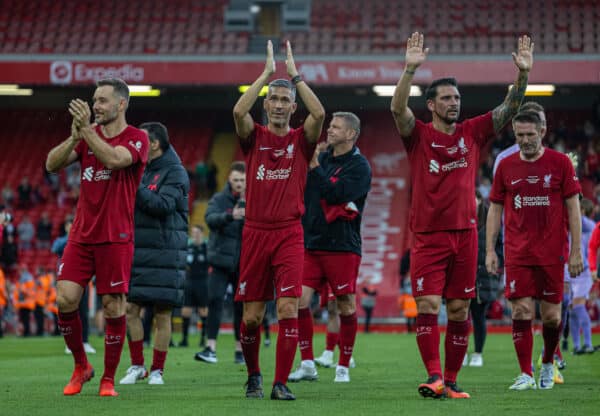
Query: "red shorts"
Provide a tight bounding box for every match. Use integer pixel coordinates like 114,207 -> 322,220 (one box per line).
505,264 -> 564,304
235,222 -> 304,302
410,229 -> 477,299
303,250 -> 361,296
58,241 -> 134,295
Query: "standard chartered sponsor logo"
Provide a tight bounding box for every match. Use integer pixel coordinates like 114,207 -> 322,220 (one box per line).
256,164 -> 265,180
429,159 -> 440,173
94,169 -> 112,181
514,194 -> 550,209
82,166 -> 94,182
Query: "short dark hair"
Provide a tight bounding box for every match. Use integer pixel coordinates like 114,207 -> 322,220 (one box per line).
97,78 -> 130,106
268,79 -> 296,101
139,122 -> 170,151
520,101 -> 544,114
230,160 -> 245,173
512,110 -> 542,129
425,77 -> 458,101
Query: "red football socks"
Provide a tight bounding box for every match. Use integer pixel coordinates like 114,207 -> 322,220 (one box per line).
58,310 -> 87,366
512,319 -> 533,376
326,331 -> 339,352
274,318 -> 298,385
444,319 -> 471,383
128,339 -> 145,366
151,349 -> 167,372
240,321 -> 261,376
338,312 -> 357,368
416,313 -> 442,378
542,325 -> 560,364
297,308 -> 314,361
102,315 -> 126,382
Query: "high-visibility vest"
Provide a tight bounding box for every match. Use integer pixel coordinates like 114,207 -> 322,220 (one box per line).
13,280 -> 35,310
0,269 -> 7,308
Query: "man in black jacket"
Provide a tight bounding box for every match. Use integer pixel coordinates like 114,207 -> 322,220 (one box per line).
287,112 -> 371,384
119,122 -> 189,386
194,161 -> 246,364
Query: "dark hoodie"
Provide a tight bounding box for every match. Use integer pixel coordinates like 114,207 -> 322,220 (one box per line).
128,146 -> 190,306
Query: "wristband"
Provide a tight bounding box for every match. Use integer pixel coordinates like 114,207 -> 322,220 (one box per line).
405,69 -> 416,75
291,75 -> 303,85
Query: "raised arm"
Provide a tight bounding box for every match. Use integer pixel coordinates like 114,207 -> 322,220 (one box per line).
485,202 -> 504,275
492,35 -> 534,133
286,41 -> 325,143
45,119 -> 81,173
69,99 -> 133,170
566,194 -> 584,277
233,41 -> 276,140
391,32 -> 428,137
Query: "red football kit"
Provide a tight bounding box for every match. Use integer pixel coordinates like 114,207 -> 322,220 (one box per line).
58,125 -> 149,294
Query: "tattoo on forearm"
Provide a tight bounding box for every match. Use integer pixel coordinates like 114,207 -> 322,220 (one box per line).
493,71 -> 529,131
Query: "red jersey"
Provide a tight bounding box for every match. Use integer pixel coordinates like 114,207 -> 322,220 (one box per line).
403,112 -> 495,232
70,125 -> 149,244
489,148 -> 581,266
241,123 -> 315,224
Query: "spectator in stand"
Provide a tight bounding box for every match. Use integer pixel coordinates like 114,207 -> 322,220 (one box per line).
13,264 -> 35,336
36,212 -> 53,250
17,177 -> 32,209
206,159 -> 218,198
17,215 -> 35,251
34,267 -> 53,336
584,142 -> 600,182
2,185 -> 14,209
1,234 -> 18,271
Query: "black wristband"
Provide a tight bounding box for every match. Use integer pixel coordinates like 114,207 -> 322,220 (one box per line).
291,75 -> 303,85
405,69 -> 416,75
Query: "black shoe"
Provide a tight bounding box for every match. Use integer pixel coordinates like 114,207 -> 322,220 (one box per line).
179,339 -> 188,347
194,347 -> 218,363
561,338 -> 568,352
234,351 -> 245,364
245,373 -> 264,398
573,347 -> 585,355
199,336 -> 206,348
270,382 -> 296,400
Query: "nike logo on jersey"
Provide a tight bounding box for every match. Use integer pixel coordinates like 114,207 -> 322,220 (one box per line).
337,284 -> 349,290
110,281 -> 125,287
431,142 -> 445,148
511,179 -> 523,185
259,146 -> 272,151
281,285 -> 295,292
464,287 -> 475,293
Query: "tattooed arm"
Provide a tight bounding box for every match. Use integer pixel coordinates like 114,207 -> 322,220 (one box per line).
492,35 -> 534,133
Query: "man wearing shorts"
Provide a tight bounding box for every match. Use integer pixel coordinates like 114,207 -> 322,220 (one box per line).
233,40 -> 325,400
487,111 -> 583,391
390,32 -> 533,398
45,78 -> 149,397
287,112 -> 371,384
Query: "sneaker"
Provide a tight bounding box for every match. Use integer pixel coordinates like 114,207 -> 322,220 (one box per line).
553,362 -> 564,385
99,378 -> 118,397
334,365 -> 350,383
83,343 -> 96,354
264,338 -> 271,347
554,357 -> 566,370
314,350 -> 334,368
349,356 -> 356,369
509,373 -> 537,390
119,365 -> 148,385
178,339 -> 188,347
194,347 -> 217,363
65,346 -> 72,354
234,351 -> 245,365
444,382 -> 470,398
418,374 -> 445,398
63,362 -> 94,395
270,382 -> 296,400
288,360 -> 318,382
148,369 -> 164,385
462,354 -> 468,367
245,373 -> 264,399
469,353 -> 483,367
539,362 -> 554,389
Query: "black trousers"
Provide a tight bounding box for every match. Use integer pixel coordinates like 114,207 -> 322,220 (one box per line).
207,267 -> 242,342
470,300 -> 491,353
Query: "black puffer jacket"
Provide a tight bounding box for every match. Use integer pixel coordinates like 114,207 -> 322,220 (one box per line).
128,146 -> 190,306
205,183 -> 244,273
476,207 -> 502,303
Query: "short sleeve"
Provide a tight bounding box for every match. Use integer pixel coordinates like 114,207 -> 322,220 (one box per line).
465,112 -> 495,147
561,154 -> 582,199
403,119 -> 425,154
121,131 -> 149,165
489,159 -> 506,204
239,123 -> 259,155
